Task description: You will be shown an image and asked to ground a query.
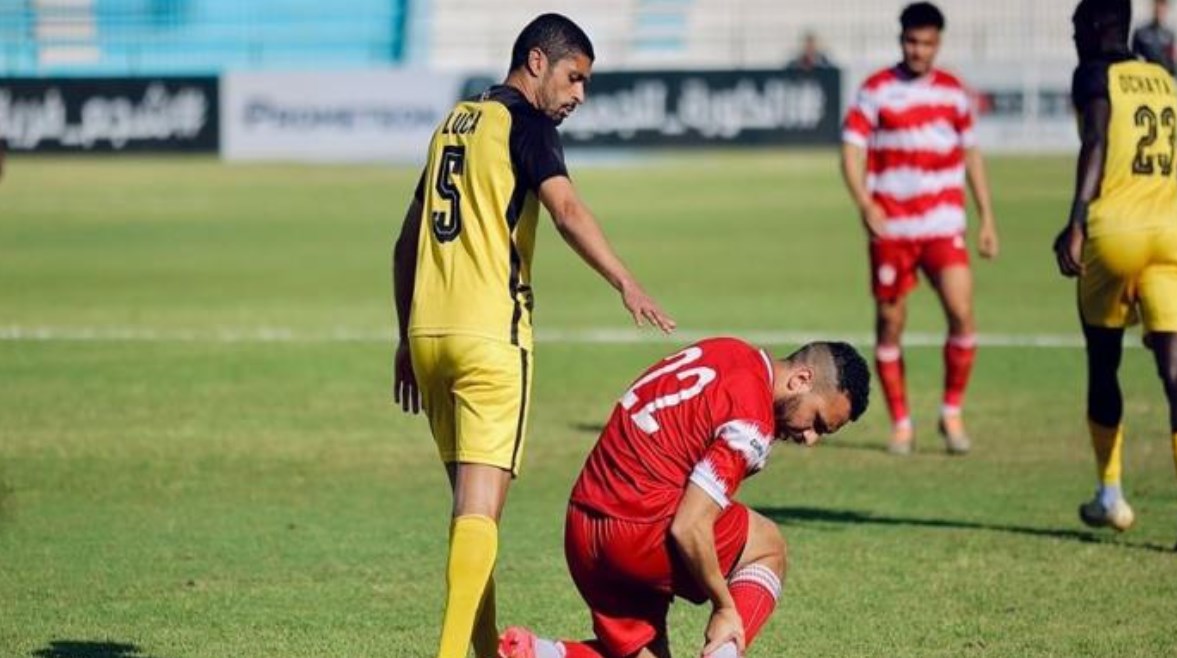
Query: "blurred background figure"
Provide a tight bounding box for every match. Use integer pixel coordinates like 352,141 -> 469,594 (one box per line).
786,30 -> 835,72
841,2 -> 999,458
1132,0 -> 1176,74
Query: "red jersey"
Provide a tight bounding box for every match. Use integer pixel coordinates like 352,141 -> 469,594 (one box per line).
570,337 -> 777,522
842,66 -> 976,240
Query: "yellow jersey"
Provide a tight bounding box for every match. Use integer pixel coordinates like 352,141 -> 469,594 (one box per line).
408,86 -> 569,349
1074,56 -> 1177,238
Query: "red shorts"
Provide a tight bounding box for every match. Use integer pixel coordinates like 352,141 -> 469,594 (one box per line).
564,503 -> 749,658
869,234 -> 969,301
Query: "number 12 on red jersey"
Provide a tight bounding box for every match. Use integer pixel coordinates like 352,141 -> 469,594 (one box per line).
620,346 -> 718,434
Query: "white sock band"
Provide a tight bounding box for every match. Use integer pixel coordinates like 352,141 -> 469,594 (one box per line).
728,563 -> 782,600
875,344 -> 902,362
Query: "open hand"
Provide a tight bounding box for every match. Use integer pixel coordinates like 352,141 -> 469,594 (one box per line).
393,342 -> 421,414
622,283 -> 675,334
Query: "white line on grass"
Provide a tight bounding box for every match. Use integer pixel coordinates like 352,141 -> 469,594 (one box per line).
0,325 -> 1128,348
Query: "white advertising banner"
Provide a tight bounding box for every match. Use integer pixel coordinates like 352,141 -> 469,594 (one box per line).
221,70 -> 461,162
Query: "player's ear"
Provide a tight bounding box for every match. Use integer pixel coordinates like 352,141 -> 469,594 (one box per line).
527,47 -> 548,77
787,367 -> 815,394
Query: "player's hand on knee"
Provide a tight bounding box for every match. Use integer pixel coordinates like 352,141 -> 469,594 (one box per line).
393,342 -> 421,414
1052,224 -> 1085,278
700,605 -> 745,657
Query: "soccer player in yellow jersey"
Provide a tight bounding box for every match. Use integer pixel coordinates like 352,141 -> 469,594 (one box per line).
391,14 -> 676,658
1055,0 -> 1177,544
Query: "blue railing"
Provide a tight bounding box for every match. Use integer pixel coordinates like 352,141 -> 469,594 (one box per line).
0,0 -> 408,76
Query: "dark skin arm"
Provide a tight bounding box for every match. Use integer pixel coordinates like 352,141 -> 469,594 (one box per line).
392,197 -> 423,414
1054,97 -> 1110,277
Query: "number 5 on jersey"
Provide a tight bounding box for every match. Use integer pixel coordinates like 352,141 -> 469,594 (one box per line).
621,346 -> 717,433
432,145 -> 465,242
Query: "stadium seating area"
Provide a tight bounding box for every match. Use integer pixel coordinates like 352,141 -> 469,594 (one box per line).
0,0 -> 1161,76
426,0 -> 1149,71
0,0 -> 408,76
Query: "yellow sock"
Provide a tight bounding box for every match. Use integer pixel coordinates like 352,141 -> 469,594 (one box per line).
1171,432 -> 1177,480
437,514 -> 498,658
1088,419 -> 1124,485
471,575 -> 497,658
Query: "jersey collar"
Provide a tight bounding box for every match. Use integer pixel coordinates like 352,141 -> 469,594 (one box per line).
759,349 -> 775,387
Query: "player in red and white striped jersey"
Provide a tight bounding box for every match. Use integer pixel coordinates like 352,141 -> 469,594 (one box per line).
497,338 -> 870,658
840,2 -> 1000,456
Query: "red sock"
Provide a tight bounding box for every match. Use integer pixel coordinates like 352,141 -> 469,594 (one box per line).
942,334 -> 977,412
875,344 -> 909,425
562,565 -> 780,658
728,564 -> 781,647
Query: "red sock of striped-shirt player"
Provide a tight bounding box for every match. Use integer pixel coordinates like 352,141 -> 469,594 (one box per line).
875,344 -> 910,426
942,334 -> 977,414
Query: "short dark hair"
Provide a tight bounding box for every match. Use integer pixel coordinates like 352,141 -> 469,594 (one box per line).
900,2 -> 946,31
788,341 -> 871,422
1075,0 -> 1131,37
509,13 -> 595,72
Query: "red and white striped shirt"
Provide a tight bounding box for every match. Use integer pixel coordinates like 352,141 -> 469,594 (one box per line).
843,66 -> 976,240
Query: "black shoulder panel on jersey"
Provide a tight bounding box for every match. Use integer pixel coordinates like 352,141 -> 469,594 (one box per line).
479,85 -> 569,193
412,167 -> 426,203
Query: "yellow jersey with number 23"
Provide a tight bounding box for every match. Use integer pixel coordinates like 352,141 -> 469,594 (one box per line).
1075,56 -> 1177,238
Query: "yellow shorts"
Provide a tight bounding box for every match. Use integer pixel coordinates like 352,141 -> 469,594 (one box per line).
1079,228 -> 1177,332
409,334 -> 533,476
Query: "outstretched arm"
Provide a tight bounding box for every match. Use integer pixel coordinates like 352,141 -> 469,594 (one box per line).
670,483 -> 745,656
1054,98 -> 1110,277
964,148 -> 999,259
538,176 -> 675,333
392,196 -> 423,413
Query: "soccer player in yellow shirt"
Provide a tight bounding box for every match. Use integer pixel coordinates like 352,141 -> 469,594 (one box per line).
1055,0 -> 1177,543
391,14 -> 676,658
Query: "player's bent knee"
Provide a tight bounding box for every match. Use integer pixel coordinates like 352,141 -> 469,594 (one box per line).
742,512 -> 787,578
774,530 -> 789,580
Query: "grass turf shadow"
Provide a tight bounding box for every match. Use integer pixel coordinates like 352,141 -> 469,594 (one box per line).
755,505 -> 1174,553
31,641 -> 164,658
570,422 -> 606,435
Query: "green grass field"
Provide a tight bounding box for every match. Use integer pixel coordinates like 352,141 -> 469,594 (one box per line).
1,153 -> 1175,658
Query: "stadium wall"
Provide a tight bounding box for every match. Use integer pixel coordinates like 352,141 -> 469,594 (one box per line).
220,70 -> 460,162
2,0 -> 1169,157
421,0 -> 1166,153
